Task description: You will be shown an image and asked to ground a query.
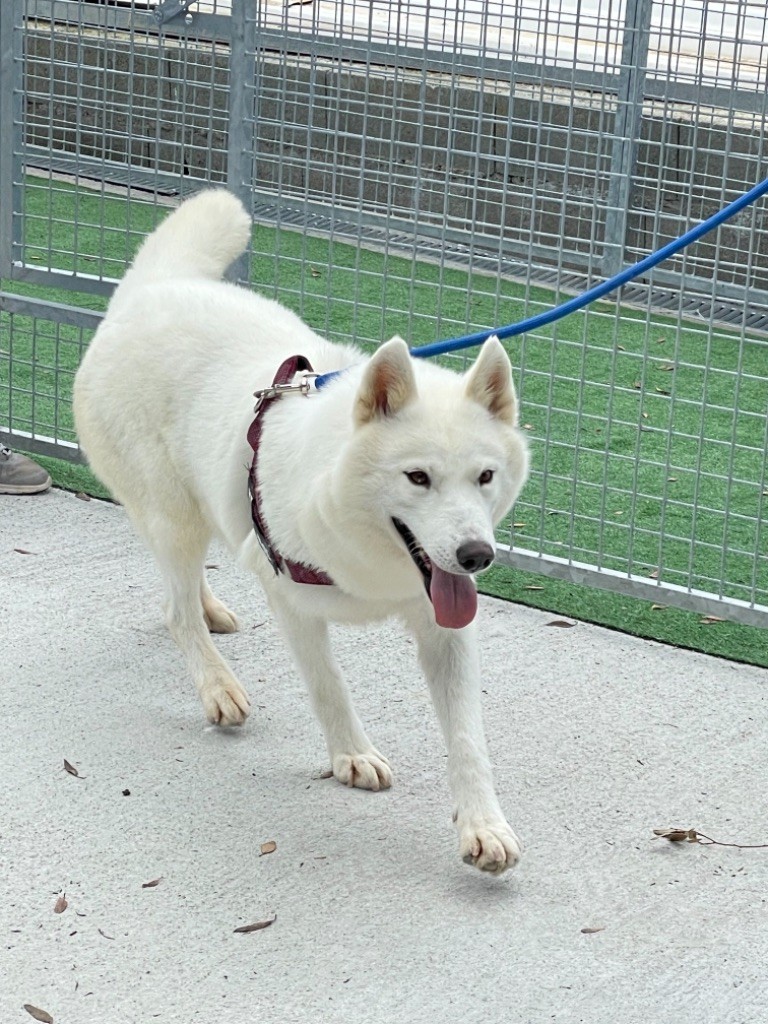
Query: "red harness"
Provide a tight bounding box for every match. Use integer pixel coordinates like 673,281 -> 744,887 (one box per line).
247,355 -> 334,586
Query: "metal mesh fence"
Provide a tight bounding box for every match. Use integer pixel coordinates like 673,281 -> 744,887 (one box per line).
0,300 -> 92,456
1,0 -> 766,624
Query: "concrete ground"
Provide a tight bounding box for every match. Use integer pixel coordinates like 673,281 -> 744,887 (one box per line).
2,487 -> 767,1024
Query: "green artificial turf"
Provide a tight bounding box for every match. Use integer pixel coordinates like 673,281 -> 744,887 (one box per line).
2,177 -> 766,667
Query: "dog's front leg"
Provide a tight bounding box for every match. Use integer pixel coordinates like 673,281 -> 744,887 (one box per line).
270,595 -> 392,791
406,606 -> 522,874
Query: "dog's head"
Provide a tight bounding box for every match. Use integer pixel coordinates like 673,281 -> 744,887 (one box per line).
346,336 -> 529,629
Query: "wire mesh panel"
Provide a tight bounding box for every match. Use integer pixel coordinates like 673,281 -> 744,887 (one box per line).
0,296 -> 97,460
0,0 -> 766,624
504,298 -> 768,619
0,0 -> 235,458
242,0 -> 626,307
7,0 -> 233,292
633,1 -> 768,298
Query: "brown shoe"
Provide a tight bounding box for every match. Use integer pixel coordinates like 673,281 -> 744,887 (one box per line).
0,445 -> 52,494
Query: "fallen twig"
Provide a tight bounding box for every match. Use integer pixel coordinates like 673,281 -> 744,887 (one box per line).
652,827 -> 768,849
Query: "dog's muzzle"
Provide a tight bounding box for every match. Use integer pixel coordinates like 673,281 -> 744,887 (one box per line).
392,518 -> 482,629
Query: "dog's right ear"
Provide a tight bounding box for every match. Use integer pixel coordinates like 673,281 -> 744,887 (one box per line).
354,336 -> 417,426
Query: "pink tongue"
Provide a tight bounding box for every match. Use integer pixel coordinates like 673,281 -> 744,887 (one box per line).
429,566 -> 478,629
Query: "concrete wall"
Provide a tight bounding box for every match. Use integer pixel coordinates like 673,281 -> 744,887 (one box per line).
24,30 -> 768,291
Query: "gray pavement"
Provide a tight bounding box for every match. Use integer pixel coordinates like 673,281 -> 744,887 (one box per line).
2,487 -> 767,1024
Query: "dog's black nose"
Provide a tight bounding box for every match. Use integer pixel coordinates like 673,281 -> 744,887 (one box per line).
456,541 -> 495,573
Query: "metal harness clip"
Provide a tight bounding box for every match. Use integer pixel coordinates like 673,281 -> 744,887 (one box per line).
252,373 -> 318,413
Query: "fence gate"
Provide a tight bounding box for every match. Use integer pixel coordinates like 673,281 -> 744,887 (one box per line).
1,0 -> 766,626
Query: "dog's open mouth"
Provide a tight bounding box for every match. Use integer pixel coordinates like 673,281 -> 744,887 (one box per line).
392,518 -> 478,630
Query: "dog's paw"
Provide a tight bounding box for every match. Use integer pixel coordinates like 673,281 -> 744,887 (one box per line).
332,751 -> 393,791
459,821 -> 522,875
203,599 -> 239,634
199,674 -> 250,726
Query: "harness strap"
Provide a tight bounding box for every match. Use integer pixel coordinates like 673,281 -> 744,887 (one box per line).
247,355 -> 334,586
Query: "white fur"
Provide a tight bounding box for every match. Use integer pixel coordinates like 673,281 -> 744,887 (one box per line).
73,190 -> 530,874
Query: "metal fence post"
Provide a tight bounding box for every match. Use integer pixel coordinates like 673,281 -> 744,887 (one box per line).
601,0 -> 653,277
0,0 -> 24,278
225,0 -> 257,284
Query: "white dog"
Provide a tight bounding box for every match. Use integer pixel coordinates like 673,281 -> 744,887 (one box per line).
73,190 -> 530,873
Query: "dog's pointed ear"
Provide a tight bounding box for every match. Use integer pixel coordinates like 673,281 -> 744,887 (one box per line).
464,336 -> 518,425
354,336 -> 417,426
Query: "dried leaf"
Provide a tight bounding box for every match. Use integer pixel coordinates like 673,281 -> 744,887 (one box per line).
523,585 -> 544,591
309,266 -> 321,277
53,894 -> 68,914
648,569 -> 659,579
581,926 -> 605,934
98,928 -> 114,940
667,477 -> 677,482
632,380 -> 642,390
523,423 -> 534,430
654,387 -> 671,396
260,841 -> 277,856
234,915 -> 276,934
23,1006 -> 54,1024
545,619 -> 576,628
141,878 -> 162,889
616,344 -> 626,351
613,510 -> 623,517
14,548 -> 37,555
700,615 -> 725,625
652,827 -> 699,843
63,759 -> 80,778
75,492 -> 91,502
650,604 -> 666,611
316,769 -> 334,779
512,522 -> 526,528
659,363 -> 675,371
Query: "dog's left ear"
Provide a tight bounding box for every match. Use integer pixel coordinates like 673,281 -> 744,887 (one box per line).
355,336 -> 417,425
464,336 -> 518,425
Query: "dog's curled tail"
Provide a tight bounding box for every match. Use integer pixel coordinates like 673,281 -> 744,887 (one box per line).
124,189 -> 251,288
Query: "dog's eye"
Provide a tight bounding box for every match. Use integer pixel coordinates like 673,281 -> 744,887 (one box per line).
405,470 -> 431,488
478,469 -> 494,485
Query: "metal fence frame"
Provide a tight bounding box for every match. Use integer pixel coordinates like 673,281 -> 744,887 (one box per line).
1,0 -> 767,627
6,0 -> 768,302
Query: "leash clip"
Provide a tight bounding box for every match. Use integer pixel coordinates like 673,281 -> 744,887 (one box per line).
253,373 -> 318,413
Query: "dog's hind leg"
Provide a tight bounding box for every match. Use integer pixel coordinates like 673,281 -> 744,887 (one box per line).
271,598 -> 392,790
201,578 -> 239,634
162,542 -> 250,725
129,503 -> 250,726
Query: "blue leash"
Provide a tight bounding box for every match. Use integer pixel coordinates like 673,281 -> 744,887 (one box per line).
313,175 -> 768,390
